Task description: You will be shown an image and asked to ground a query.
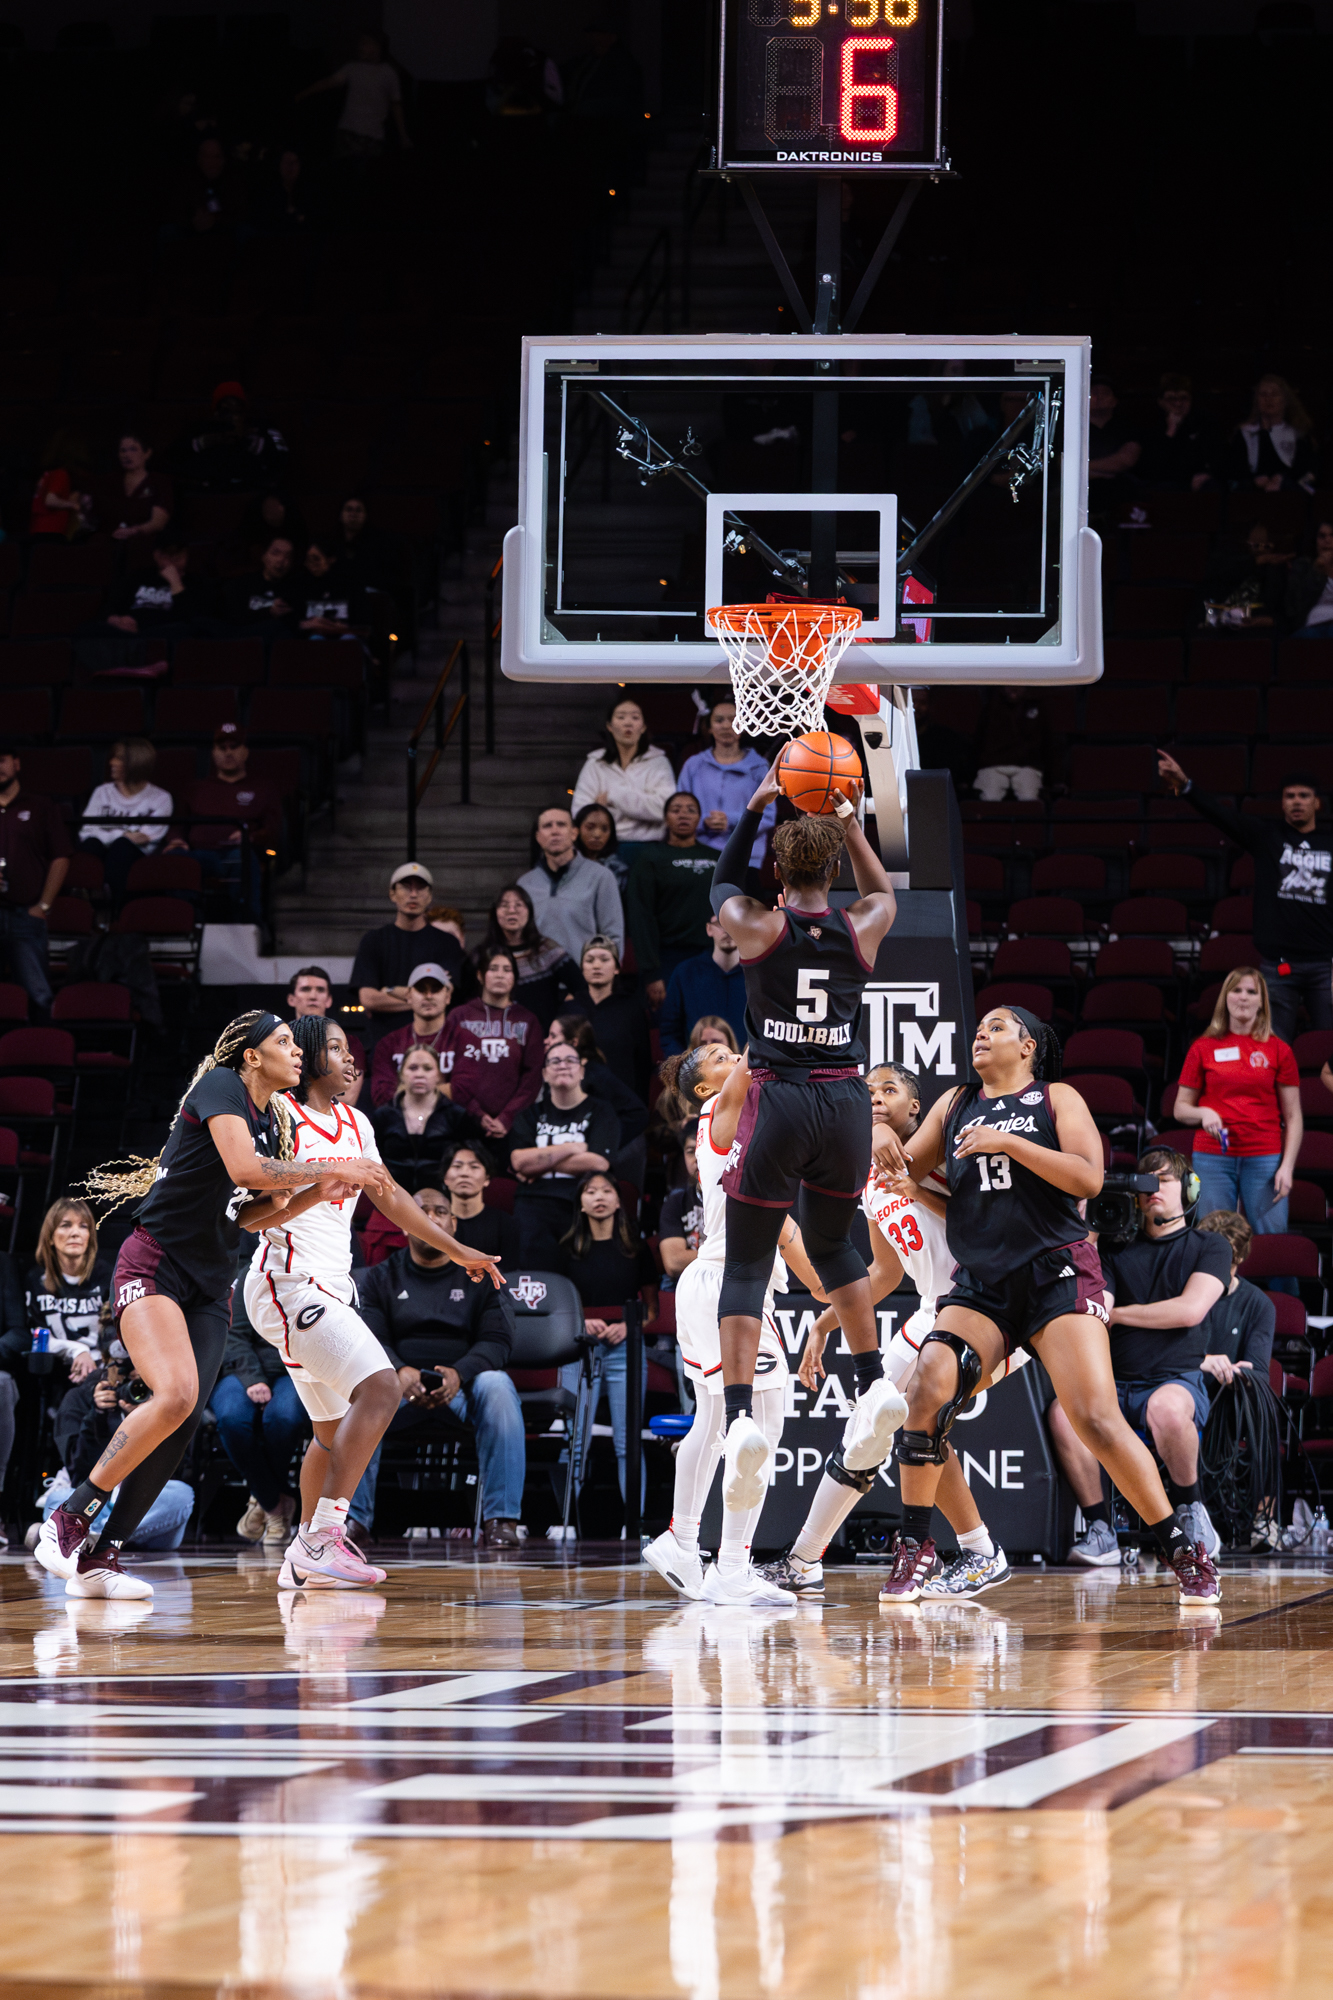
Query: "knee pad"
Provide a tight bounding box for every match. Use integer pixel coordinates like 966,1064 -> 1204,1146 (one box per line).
825,1445 -> 876,1495
718,1263 -> 772,1322
894,1333 -> 983,1468
807,1243 -> 868,1297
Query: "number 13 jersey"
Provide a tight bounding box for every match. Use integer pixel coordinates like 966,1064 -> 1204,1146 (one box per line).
943,1082 -> 1085,1284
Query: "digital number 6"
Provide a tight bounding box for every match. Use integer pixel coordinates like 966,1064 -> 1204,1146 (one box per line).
839,36 -> 897,144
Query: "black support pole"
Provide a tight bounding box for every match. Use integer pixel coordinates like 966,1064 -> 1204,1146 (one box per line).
623,1297 -> 644,1545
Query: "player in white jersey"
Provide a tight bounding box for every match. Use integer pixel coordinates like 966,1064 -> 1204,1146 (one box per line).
757,1063 -> 1026,1603
242,1015 -> 500,1589
643,1042 -> 826,1607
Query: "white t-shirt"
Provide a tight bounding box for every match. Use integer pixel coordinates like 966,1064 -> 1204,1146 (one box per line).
694,1099 -> 786,1299
862,1166 -> 954,1318
257,1096 -> 380,1285
79,780 -> 173,850
336,60 -> 401,139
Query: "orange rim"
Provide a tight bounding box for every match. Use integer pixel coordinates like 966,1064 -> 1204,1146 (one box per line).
708,602 -> 861,636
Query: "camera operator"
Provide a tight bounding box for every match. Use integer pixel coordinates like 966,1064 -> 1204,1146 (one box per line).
35,1357 -> 194,1553
1055,1154 -> 1229,1562
1193,1210 -> 1276,1388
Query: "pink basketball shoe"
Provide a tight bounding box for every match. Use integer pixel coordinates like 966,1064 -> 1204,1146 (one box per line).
283,1525 -> 387,1589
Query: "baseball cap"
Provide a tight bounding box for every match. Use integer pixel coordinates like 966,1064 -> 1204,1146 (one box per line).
212,379 -> 248,408
408,962 -> 452,988
390,862 -> 434,889
214,722 -> 248,747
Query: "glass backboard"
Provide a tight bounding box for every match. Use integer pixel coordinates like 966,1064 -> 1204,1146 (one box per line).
501,334 -> 1101,688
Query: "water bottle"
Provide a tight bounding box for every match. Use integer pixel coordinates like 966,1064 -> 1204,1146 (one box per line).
30,1327 -> 49,1353
1312,1507 -> 1329,1557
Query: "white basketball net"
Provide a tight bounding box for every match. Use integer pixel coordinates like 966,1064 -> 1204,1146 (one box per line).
708,602 -> 862,738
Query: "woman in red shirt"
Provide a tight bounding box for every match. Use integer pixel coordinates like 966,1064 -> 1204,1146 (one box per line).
1175,967 -> 1302,1234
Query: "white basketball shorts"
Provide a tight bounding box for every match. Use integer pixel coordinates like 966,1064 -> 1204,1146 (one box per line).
243,1267 -> 394,1422
675,1259 -> 789,1391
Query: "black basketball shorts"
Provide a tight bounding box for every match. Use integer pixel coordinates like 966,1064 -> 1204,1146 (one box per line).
720,1071 -> 872,1209
936,1239 -> 1110,1357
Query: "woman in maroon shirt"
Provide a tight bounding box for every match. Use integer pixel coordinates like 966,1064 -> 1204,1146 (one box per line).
440,947 -> 544,1139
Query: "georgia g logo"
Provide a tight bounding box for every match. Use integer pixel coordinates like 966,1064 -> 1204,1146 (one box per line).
296,1305 -> 325,1329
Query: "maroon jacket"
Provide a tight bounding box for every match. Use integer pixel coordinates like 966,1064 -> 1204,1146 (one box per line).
438,1000 -> 544,1128
370,1021 -> 450,1109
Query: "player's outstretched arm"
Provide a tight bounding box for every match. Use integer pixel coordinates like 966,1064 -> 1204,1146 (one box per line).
708,1050 -> 752,1154
836,780 -> 897,952
365,1173 -> 504,1287
798,1216 -> 901,1389
952,1081 -> 1103,1199
208,1114 -> 392,1196
711,761 -> 786,951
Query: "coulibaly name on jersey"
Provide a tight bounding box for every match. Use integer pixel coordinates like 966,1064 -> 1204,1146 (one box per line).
761,1019 -> 854,1047
962,1113 -> 1040,1136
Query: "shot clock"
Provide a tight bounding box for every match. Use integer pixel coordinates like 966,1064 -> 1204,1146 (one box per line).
716,0 -> 946,173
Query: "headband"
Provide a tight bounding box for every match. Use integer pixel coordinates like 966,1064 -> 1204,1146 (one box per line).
242,1012 -> 284,1053
1003,1005 -> 1045,1047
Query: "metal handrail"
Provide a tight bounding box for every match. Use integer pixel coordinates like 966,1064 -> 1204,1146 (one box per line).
617,139 -> 722,336
483,554 -> 502,755
622,225 -> 672,334
406,639 -> 471,859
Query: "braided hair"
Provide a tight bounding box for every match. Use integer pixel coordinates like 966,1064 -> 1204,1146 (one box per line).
79,1010 -> 295,1214
657,1046 -> 713,1121
1001,1006 -> 1063,1082
772,814 -> 846,888
290,1013 -> 332,1103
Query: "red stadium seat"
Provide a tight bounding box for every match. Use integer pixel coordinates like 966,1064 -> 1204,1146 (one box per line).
1266,686 -> 1333,736
1296,1131 -> 1333,1189
1174,686 -> 1261,738
46,897 -> 94,936
1110,585 -> 1193,633
26,540 -> 115,591
1103,637 -> 1184,682
1230,854 -> 1255,890
1290,1180 -> 1329,1226
1275,637 -> 1333,685
992,939 -> 1074,982
5,690 -> 52,739
11,592 -> 103,638
1069,745 -> 1156,794
1063,1029 -> 1149,1090
155,688 -> 239,737
973,982 -> 1054,1024
1198,935 -> 1259,979
1124,532 -> 1209,582
172,639 -> 266,688
0,640 -> 72,686
1065,1074 -> 1144,1123
1084,685 -> 1170,737
1253,744 -> 1333,793
1299,1075 -> 1333,1128
1005,897 -> 1085,939
1030,855 -> 1107,895
1293,1032 -> 1333,1074
1108,898 -> 1189,937
1209,895 -> 1253,935
1238,1234 -> 1321,1284
19,748 -> 92,798
113,897 -> 197,935
1187,635 -> 1274,684
124,856 -> 202,896
963,852 -> 1005,896
1153,1128 -> 1196,1154
1172,745 -> 1249,793
0,985 -> 28,1023
57,688 -> 145,739
1129,854 -> 1208,897
1081,981 -> 1165,1027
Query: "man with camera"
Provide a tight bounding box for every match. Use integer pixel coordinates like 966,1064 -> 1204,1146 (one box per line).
37,1358 -> 195,1552
1058,1146 -> 1231,1563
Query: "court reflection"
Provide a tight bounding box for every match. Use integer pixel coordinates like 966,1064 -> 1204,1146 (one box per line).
238,1830 -> 382,1986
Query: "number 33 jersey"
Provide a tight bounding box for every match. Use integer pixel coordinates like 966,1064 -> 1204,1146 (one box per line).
943,1082 -> 1086,1285
862,1166 -> 953,1320
256,1096 -> 379,1297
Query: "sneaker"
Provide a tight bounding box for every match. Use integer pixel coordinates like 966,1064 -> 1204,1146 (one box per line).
922,1545 -> 1011,1598
1068,1517 -> 1121,1567
1169,1539 -> 1221,1606
879,1534 -> 938,1602
65,1547 -> 153,1601
1181,1500 -> 1220,1560
339,1534 -> 387,1585
841,1377 -> 910,1473
35,1507 -> 90,1581
702,1564 -> 796,1608
23,1522 -> 40,1552
284,1525 -> 381,1589
721,1414 -> 773,1513
263,1494 -> 296,1545
236,1496 -> 267,1542
753,1552 -> 825,1597
643,1529 -> 706,1600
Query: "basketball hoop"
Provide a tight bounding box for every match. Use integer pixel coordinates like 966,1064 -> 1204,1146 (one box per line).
708,601 -> 862,739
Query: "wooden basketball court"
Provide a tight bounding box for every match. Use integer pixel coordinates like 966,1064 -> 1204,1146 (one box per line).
0,1549 -> 1329,1998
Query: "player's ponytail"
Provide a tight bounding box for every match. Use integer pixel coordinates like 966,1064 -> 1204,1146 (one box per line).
657,1047 -> 710,1120
289,1014 -> 332,1105
772,814 -> 846,887
78,1010 -> 294,1215
1002,1005 -> 1063,1083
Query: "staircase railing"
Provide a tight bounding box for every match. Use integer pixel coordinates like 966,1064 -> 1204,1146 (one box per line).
406,639 -> 470,859
619,140 -> 727,334
483,552 -> 502,755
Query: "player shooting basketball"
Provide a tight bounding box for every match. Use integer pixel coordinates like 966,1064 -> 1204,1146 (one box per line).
709,739 -> 905,1514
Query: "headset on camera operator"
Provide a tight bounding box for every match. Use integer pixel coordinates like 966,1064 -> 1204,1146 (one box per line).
1053,1147 -> 1231,1562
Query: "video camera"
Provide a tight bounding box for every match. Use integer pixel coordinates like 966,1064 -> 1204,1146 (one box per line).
1085,1171 -> 1160,1249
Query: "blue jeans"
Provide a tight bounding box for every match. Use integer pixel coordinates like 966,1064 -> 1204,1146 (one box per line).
1194,1150 -> 1289,1235
210,1373 -> 306,1512
0,906 -> 52,1010
389,1368 -> 526,1520
44,1476 -> 194,1551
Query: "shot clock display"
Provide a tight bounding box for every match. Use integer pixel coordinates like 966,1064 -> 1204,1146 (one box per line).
717,0 -> 945,173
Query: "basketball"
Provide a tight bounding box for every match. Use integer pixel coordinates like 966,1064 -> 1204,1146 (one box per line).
776,730 -> 863,815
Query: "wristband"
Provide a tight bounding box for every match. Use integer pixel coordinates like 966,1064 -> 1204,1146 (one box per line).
1181,779 -> 1193,795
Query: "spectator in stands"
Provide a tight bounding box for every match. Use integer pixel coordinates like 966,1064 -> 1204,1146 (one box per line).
79,738 -> 174,907
508,1041 -> 619,1267
222,531 -> 298,631
571,697 -> 677,852
370,962 -> 454,1106
1285,518 -> 1333,635
1203,519 -> 1293,624
678,698 -> 774,873
371,1047 -> 480,1189
972,688 -> 1059,802
518,804 -> 624,962
363,1188 -> 527,1552
689,1015 -> 740,1050
287,964 -> 365,1106
660,915 -> 747,1055
625,792 -> 716,1007
1226,375 -> 1317,494
657,1118 -> 702,1289
1087,377 -> 1142,488
31,428 -> 92,538
165,723 -> 281,915
1138,374 -> 1217,492
0,742 -> 71,1015
294,541 -> 360,638
440,946 -> 544,1139
909,689 -> 975,792
477,884 -> 578,1029
185,383 -> 289,492
429,905 -> 466,949
210,1301 -> 304,1544
559,1171 -> 658,1506
1175,967 -> 1302,1236
252,146 -> 316,232
1158,753 -> 1333,1039
79,539 -> 208,677
173,134 -> 246,237
110,430 -> 173,543
443,1142 -> 520,1262
24,1198 -> 107,1380
1059,1146 -> 1229,1563
334,495 -> 395,592
352,863 -> 466,1040
1194,1210 -> 1276,1389
296,30 -> 410,156
236,491 -> 308,561
545,1013 -> 648,1187
574,804 -> 627,889
570,934 -> 651,1098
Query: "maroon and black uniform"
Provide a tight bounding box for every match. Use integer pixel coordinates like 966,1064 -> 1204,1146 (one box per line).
940,1081 -> 1108,1355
